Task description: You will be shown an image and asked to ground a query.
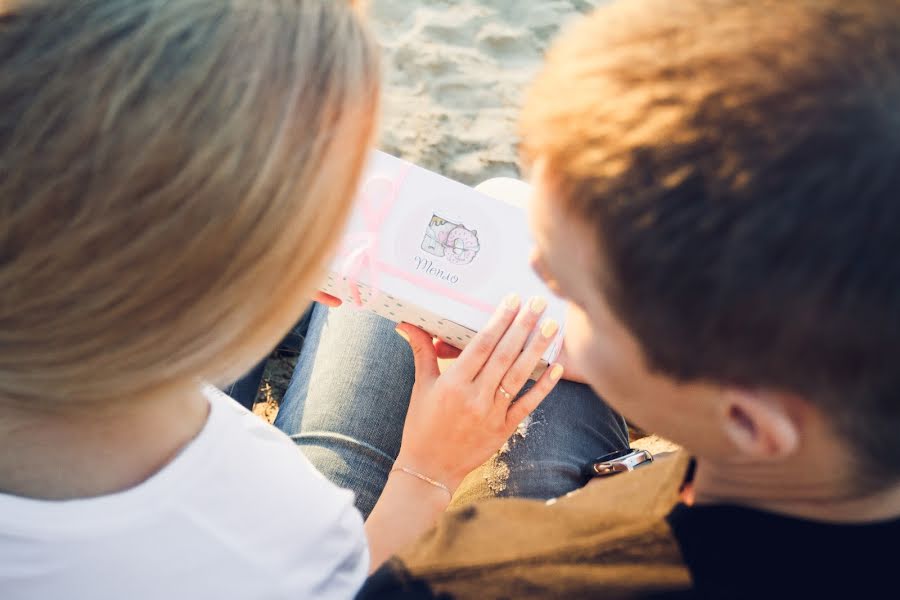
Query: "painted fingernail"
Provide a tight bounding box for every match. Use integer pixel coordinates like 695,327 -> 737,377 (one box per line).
529,296 -> 547,314
395,327 -> 410,343
550,364 -> 564,381
541,319 -> 559,339
504,293 -> 521,310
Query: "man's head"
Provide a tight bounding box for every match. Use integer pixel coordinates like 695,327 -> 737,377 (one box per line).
522,0 -> 900,487
0,0 -> 379,409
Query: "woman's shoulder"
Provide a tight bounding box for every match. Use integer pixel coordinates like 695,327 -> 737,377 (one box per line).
201,385 -> 360,513
162,387 -> 370,595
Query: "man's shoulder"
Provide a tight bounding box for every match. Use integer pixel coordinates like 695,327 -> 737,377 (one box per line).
359,452 -> 694,599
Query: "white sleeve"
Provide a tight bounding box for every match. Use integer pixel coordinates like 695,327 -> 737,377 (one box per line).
204,390 -> 371,599
313,492 -> 370,599
278,485 -> 370,600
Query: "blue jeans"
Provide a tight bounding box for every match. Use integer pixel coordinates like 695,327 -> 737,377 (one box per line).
222,311 -> 314,410
275,304 -> 629,518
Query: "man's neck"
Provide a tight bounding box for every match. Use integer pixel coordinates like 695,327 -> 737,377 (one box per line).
0,385 -> 209,500
690,457 -> 900,524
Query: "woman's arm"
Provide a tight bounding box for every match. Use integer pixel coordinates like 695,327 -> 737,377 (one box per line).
362,295 -> 564,572
364,468 -> 451,572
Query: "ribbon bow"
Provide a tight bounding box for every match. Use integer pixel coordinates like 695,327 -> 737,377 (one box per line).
340,169 -> 411,308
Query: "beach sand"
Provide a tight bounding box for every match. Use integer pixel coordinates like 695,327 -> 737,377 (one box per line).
371,0 -> 603,185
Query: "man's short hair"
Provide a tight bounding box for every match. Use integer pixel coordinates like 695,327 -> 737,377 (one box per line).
521,0 -> 900,484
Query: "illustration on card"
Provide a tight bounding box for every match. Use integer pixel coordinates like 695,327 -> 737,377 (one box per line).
421,214 -> 481,265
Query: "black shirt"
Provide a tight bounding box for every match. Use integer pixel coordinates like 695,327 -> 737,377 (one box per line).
666,500 -> 900,598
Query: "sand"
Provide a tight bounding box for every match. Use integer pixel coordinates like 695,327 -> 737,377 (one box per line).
369,0 -> 604,186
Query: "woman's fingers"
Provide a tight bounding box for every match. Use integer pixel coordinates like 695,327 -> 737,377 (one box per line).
494,317 -> 559,404
396,323 -> 441,385
475,296 -> 548,388
453,293 -> 521,379
313,291 -> 342,307
434,340 -> 462,360
505,362 -> 564,430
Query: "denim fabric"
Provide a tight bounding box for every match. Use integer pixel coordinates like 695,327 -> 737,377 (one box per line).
275,304 -> 629,518
220,359 -> 266,410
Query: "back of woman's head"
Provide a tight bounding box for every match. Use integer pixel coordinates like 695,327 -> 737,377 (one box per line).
0,0 -> 379,407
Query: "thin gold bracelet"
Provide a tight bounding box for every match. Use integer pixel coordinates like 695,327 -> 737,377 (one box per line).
390,465 -> 452,500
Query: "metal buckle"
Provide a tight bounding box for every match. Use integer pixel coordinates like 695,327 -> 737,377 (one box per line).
583,448 -> 654,480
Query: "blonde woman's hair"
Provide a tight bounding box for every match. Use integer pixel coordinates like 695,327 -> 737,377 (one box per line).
0,0 -> 380,407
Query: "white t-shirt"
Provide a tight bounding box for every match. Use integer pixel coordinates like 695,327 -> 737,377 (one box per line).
0,386 -> 369,599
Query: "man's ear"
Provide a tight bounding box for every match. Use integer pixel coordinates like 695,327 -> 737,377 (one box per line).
719,389 -> 800,460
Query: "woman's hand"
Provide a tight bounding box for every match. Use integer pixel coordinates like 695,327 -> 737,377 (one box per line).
393,294 -> 564,493
434,332 -> 587,384
312,291 -> 342,307
364,294 -> 563,572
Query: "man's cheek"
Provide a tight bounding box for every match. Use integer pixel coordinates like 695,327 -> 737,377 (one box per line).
564,306 -> 626,397
563,308 -> 595,369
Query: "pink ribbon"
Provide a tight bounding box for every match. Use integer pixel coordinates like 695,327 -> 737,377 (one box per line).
339,169 -> 495,315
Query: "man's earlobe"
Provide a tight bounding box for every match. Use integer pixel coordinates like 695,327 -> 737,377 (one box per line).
720,389 -> 800,460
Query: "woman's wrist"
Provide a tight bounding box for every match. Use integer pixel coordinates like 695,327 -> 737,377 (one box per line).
391,449 -> 462,500
390,465 -> 453,500
385,465 -> 453,512
365,462 -> 454,574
